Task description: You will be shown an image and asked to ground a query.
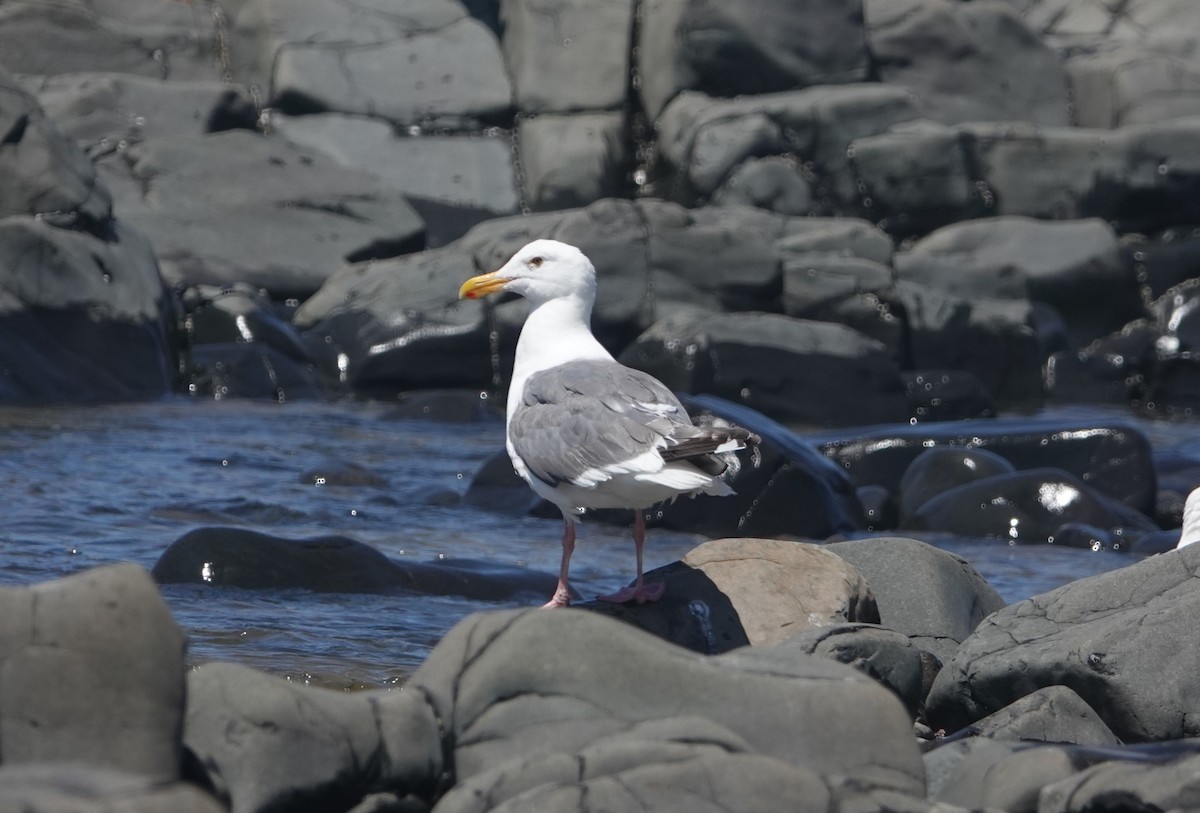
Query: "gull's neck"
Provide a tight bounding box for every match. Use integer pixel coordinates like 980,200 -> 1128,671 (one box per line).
507,294 -> 613,419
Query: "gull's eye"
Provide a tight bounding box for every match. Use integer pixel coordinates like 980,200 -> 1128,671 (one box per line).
529,256 -> 544,268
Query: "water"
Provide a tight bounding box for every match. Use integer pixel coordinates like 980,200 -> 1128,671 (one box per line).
0,398 -> 1185,689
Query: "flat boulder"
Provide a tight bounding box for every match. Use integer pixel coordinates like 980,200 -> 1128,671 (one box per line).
0,764 -> 223,813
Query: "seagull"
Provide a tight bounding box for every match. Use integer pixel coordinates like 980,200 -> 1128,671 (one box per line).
459,239 -> 759,607
1177,487 -> 1200,549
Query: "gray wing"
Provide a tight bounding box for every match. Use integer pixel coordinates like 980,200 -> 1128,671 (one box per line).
509,359 -> 740,487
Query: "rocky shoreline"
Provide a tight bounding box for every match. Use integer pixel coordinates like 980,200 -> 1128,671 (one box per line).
5,0 -> 1200,809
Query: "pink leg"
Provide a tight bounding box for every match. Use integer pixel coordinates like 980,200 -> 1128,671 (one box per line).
598,511 -> 666,604
542,518 -> 575,608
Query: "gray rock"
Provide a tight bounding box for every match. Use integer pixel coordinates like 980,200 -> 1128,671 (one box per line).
895,216 -> 1139,348
778,623 -> 939,718
824,536 -> 1007,664
0,564 -> 185,779
185,662 -> 443,813
0,0 -> 225,80
272,112 -> 519,241
903,467 -> 1158,542
654,86 -> 920,204
1039,752 -> 1200,812
710,156 -> 814,215
866,0 -> 1071,127
20,72 -> 258,152
0,763 -> 224,813
926,542 -> 1200,741
517,112 -> 630,211
432,718 -> 833,813
636,0 -> 870,120
113,130 -> 425,298
622,310 -> 910,427
0,217 -> 177,402
409,608 -> 926,796
583,539 -> 879,654
152,526 -> 560,601
781,256 -> 899,352
1067,39 -> 1200,129
236,0 -> 512,127
500,0 -> 633,114
1,67 -> 112,229
924,738 -> 1077,811
897,446 -> 1016,524
969,684 -> 1121,746
189,343 -> 329,401
182,283 -> 311,361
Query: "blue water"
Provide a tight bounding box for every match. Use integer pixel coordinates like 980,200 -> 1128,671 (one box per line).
0,398 -> 1181,688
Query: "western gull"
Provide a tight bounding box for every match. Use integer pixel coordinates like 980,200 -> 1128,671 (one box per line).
1178,487 -> 1200,549
459,239 -> 759,607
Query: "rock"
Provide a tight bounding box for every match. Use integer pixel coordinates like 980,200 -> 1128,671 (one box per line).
636,0 -> 870,120
0,66 -> 112,230
653,86 -> 919,205
926,542 -> 1200,741
500,0 -> 633,113
1039,752 -> 1200,812
1045,320 -> 1163,406
189,343 -> 329,401
0,216 -> 178,403
432,718 -> 832,813
151,526 -> 561,601
0,564 -> 185,779
710,156 -> 814,215
903,467 -> 1158,542
895,216 -> 1139,348
184,662 -> 442,813
824,536 -> 1007,664
812,415 -> 1159,517
112,130 -> 425,298
968,684 -> 1121,746
409,608 -> 926,795
865,0 -> 1071,127
517,112 -> 630,211
1067,40 -> 1200,128
897,447 -> 1016,524
0,763 -> 224,813
0,0 -> 224,80
583,539 -> 879,654
622,310 -> 910,427
181,283 -> 311,361
235,0 -> 512,128
271,112 -> 519,246
20,72 -> 258,152
902,369 -> 997,422
924,738 -> 1074,810
777,623 -> 940,718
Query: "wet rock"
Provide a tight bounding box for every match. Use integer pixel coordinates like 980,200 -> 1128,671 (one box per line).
409,608 -> 926,796
0,217 -> 178,403
271,112 -> 519,246
583,539 -> 878,654
0,564 -> 185,779
517,112 -> 630,211
903,467 -> 1158,542
189,343 -> 329,401
185,662 -> 442,813
967,684 -> 1121,746
151,526 -> 560,601
300,459 -> 388,487
899,448 -> 1016,526
0,66 -> 112,230
812,415 -> 1159,517
0,763 -> 224,813
432,717 -> 832,813
636,0 -> 870,120
235,0 -> 511,128
1045,320 -> 1163,406
0,0 -> 223,80
926,542 -> 1200,741
501,0 -> 633,114
654,86 -> 919,205
895,216 -> 1139,348
824,536 -> 1007,664
710,156 -> 814,215
902,369 -> 997,422
111,130 -> 425,298
623,310 -> 910,427
777,623 -> 940,718
20,72 -> 258,152
866,0 -> 1071,126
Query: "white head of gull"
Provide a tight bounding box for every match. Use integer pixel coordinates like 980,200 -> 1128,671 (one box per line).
460,239 -> 759,607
